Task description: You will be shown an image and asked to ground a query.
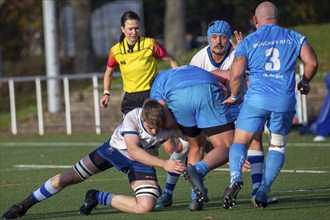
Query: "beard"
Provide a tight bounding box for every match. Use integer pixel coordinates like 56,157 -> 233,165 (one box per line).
211,48 -> 226,56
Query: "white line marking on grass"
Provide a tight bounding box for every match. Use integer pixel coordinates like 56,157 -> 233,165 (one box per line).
1,142 -> 329,147
285,142 -> 330,147
214,168 -> 330,174
1,142 -> 100,147
14,164 -> 72,169
271,187 -> 330,195
13,164 -> 330,174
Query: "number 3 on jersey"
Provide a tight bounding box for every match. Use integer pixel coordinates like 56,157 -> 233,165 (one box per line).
265,48 -> 280,71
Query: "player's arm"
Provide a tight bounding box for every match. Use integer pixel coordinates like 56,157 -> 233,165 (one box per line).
161,52 -> 179,68
100,66 -> 115,108
210,70 -> 230,84
125,133 -> 185,174
157,100 -> 179,129
223,55 -> 246,104
297,44 -> 318,95
210,70 -> 231,96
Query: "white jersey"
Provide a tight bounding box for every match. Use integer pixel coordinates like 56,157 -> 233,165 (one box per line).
109,108 -> 185,159
190,45 -> 234,71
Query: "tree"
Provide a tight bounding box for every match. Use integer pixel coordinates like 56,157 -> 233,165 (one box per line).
164,0 -> 186,55
69,0 -> 95,73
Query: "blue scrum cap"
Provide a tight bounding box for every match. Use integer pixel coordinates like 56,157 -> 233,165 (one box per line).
207,20 -> 232,41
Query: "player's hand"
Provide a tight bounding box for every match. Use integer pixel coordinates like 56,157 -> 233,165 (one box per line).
297,81 -> 310,95
163,159 -> 186,174
230,30 -> 243,50
242,160 -> 251,172
100,95 -> 110,108
222,95 -> 242,105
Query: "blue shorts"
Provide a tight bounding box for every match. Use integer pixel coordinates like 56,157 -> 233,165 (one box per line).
167,83 -> 232,128
228,103 -> 241,121
95,141 -> 156,175
236,101 -> 295,135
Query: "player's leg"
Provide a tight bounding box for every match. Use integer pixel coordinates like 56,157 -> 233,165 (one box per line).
80,157 -> 161,215
222,128 -> 253,209
80,181 -> 159,214
223,102 -> 267,209
2,143 -> 112,219
247,133 -> 264,204
255,132 -> 286,208
111,180 -> 159,213
184,124 -> 234,211
254,111 -> 294,208
164,86 -> 206,168
202,125 -> 234,169
156,138 -> 189,209
183,83 -> 235,210
182,132 -> 208,210
248,132 -> 279,205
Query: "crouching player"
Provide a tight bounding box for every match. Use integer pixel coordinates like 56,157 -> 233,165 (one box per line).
2,99 -> 186,219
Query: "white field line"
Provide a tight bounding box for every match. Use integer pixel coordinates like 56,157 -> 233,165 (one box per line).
13,164 -> 330,174
0,142 -> 101,147
214,168 -> 330,174
14,164 -> 72,169
1,142 -> 329,147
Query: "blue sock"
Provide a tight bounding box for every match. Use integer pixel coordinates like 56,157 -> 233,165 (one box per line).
96,191 -> 115,206
247,150 -> 264,196
260,149 -> 285,192
32,179 -> 59,202
229,143 -> 247,183
194,161 -> 209,177
164,172 -> 180,197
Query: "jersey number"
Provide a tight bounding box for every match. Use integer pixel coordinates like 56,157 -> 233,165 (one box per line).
265,48 -> 280,71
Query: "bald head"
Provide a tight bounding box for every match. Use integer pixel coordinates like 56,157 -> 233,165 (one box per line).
254,1 -> 278,26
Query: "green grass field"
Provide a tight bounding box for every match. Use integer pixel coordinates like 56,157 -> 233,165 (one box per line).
0,132 -> 329,220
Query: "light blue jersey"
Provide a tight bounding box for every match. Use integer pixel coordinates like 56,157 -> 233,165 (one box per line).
151,65 -> 232,128
235,24 -> 308,112
151,65 -> 219,101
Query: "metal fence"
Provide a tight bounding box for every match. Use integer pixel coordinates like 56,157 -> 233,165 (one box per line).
0,63 -> 308,136
1,72 -> 121,136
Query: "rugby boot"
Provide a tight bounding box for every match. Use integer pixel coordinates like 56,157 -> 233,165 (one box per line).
182,165 -> 209,203
251,195 -> 279,206
255,191 -> 268,208
2,194 -> 36,219
188,198 -> 203,211
79,189 -> 99,215
222,178 -> 243,209
155,194 -> 173,209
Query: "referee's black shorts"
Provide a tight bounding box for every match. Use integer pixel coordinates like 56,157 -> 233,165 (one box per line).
121,90 -> 150,115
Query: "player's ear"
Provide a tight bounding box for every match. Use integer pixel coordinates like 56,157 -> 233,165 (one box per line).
253,15 -> 258,26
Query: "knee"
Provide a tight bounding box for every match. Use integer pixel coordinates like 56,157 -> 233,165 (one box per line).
269,133 -> 288,147
133,184 -> 159,213
134,203 -> 155,213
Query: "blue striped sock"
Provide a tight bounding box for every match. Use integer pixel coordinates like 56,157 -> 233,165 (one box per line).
32,179 -> 58,202
247,150 -> 264,196
164,172 -> 179,196
96,191 -> 115,206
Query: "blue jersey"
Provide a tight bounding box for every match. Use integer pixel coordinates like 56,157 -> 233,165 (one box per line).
150,65 -> 219,102
235,24 -> 308,112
